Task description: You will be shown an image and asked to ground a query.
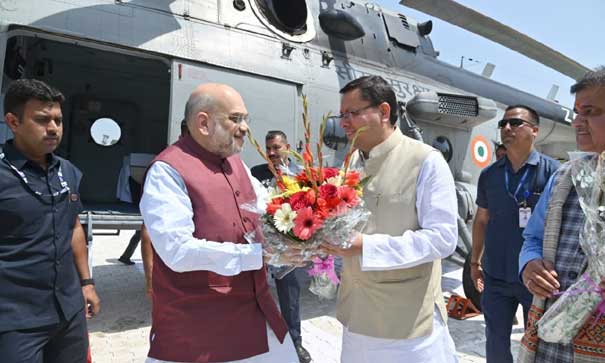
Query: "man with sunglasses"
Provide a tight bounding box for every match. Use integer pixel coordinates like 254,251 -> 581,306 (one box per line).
518,67 -> 605,362
0,79 -> 100,362
321,76 -> 458,362
471,105 -> 559,362
140,83 -> 297,363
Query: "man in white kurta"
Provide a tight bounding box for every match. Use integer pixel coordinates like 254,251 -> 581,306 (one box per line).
140,83 -> 298,363
322,75 -> 459,363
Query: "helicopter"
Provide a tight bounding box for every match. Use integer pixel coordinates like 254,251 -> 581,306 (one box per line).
0,0 -> 588,309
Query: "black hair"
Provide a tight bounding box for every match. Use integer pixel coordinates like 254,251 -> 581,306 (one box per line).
505,104 -> 540,125
571,66 -> 605,94
265,130 -> 288,142
4,79 -> 64,119
339,75 -> 398,125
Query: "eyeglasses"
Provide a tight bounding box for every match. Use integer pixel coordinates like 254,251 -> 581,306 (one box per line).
497,118 -> 532,129
328,104 -> 378,122
226,113 -> 250,125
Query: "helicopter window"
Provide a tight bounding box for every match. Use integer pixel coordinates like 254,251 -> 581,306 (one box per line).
432,136 -> 453,163
90,118 -> 121,147
254,0 -> 308,35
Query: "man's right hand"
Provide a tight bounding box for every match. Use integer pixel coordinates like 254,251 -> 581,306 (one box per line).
470,264 -> 484,293
522,259 -> 560,299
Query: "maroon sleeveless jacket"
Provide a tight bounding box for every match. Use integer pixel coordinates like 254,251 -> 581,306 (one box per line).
147,135 -> 287,363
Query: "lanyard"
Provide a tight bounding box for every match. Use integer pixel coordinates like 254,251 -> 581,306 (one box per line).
504,165 -> 531,206
0,152 -> 70,199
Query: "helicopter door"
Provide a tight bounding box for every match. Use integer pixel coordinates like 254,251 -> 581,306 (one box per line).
68,96 -> 139,203
170,60 -> 299,167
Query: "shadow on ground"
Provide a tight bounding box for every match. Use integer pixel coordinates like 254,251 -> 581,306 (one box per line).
87,261 -> 151,334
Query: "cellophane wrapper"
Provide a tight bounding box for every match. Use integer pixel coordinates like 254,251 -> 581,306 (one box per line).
537,152 -> 605,343
243,203 -> 370,272
309,272 -> 339,300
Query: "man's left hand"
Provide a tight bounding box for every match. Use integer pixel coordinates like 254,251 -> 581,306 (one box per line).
82,285 -> 101,319
321,233 -> 363,257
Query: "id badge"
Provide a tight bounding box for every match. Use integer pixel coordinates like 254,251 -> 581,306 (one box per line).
519,207 -> 532,228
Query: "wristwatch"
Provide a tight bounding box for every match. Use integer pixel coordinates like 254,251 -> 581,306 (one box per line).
80,278 -> 95,286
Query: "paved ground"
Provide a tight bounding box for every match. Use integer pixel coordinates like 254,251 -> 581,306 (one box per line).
88,233 -> 525,362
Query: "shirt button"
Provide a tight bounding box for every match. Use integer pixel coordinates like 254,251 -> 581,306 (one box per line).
55,259 -> 61,266
235,190 -> 240,197
568,271 -> 578,280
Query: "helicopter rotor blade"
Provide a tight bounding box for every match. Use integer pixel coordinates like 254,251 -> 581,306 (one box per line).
400,0 -> 591,80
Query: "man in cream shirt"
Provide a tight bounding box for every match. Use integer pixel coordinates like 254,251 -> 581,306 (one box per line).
322,76 -> 458,363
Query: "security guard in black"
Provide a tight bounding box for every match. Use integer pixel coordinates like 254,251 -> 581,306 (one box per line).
0,79 -> 97,362
0,139 -> 84,332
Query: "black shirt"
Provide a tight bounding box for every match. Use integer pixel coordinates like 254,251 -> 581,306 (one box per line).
0,140 -> 84,332
250,163 -> 274,187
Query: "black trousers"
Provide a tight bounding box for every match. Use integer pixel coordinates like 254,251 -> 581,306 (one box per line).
0,309 -> 88,363
275,267 -> 302,345
120,230 -> 141,260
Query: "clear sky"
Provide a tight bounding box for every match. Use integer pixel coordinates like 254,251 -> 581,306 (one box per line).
376,0 -> 604,108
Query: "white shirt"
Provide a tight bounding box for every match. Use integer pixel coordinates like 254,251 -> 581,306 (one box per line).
116,155 -> 132,203
140,160 -> 269,275
342,152 -> 459,362
361,152 -> 458,270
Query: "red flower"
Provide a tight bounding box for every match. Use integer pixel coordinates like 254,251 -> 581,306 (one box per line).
305,189 -> 316,205
266,197 -> 285,215
289,191 -> 311,210
338,186 -> 359,208
345,171 -> 360,187
295,170 -> 308,183
318,184 -> 338,200
315,198 -> 332,219
323,168 -> 339,179
293,206 -> 323,240
303,144 -> 313,164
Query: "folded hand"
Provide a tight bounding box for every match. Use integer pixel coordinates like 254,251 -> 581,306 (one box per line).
321,233 -> 362,257
523,259 -> 560,299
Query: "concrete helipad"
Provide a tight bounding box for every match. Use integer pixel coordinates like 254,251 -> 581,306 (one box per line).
87,233 -> 525,362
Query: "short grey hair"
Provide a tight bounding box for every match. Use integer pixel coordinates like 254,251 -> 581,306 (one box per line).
571,66 -> 605,94
184,92 -> 218,123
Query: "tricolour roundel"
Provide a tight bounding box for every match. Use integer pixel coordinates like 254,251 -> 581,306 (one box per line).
471,135 -> 492,168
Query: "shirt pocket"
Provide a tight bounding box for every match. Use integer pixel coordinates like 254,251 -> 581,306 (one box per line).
207,272 -> 233,294
0,196 -> 43,238
366,262 -> 431,283
372,192 -> 414,223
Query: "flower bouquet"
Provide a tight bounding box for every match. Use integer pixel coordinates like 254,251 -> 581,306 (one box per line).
243,95 -> 371,298
537,152 -> 605,343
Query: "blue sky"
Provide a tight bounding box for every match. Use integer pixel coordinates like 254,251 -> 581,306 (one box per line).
376,0 -> 603,108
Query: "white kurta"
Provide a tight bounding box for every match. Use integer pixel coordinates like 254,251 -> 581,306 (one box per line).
141,161 -> 297,363
342,152 -> 459,363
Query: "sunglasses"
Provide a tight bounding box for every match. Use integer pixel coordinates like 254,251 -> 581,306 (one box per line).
497,118 -> 533,129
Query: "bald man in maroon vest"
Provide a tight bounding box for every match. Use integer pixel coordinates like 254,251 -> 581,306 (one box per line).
140,83 -> 296,363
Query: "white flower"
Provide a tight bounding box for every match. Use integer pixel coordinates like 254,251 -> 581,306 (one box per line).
273,203 -> 297,233
326,175 -> 343,186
